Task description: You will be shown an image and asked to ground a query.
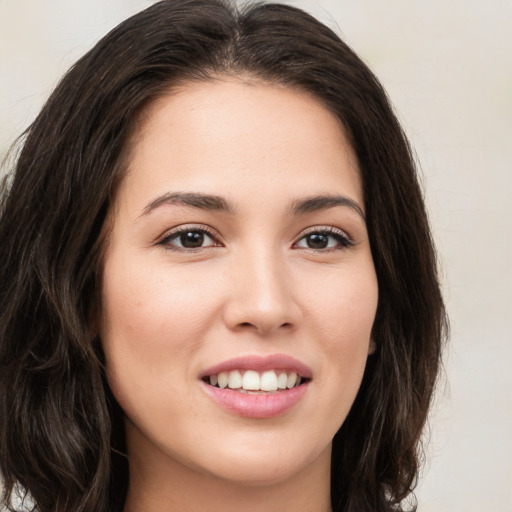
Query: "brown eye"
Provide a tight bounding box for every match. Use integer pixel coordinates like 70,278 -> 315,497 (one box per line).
159,228 -> 218,250
305,233 -> 329,249
295,229 -> 352,250
180,231 -> 205,248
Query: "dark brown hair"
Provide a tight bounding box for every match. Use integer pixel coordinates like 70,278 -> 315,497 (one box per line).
0,1 -> 446,511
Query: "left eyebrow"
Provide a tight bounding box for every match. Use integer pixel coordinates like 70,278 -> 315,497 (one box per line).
140,191 -> 235,217
289,194 -> 366,221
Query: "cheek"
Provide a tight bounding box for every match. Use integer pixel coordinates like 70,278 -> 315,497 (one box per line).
302,261 -> 378,394
288,262 -> 378,447
98,256 -> 220,409
304,262 -> 378,346
101,255 -> 217,349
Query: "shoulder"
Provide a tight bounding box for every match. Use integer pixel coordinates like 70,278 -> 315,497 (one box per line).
1,483 -> 37,512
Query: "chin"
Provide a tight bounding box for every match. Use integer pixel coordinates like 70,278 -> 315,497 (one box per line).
194,437 -> 331,488
204,459 -> 307,487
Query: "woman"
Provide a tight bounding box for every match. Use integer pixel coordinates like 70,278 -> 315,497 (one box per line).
0,1 -> 446,511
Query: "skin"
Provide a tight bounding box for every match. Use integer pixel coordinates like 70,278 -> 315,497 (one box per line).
100,78 -> 379,512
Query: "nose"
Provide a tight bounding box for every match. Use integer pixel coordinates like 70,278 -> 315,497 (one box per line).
222,248 -> 302,336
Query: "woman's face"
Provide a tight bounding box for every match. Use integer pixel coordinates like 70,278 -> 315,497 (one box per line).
100,79 -> 378,486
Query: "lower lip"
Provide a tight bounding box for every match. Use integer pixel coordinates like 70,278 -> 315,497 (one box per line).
201,381 -> 309,418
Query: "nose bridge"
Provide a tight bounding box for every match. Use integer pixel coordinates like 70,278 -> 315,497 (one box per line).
224,241 -> 300,334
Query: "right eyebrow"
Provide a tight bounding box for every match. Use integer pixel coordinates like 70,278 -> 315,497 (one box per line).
140,192 -> 236,217
289,194 -> 366,221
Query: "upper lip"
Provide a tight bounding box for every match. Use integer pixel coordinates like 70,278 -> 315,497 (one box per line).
200,354 -> 313,379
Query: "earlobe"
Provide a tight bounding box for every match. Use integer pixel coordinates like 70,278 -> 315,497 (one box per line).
368,337 -> 376,355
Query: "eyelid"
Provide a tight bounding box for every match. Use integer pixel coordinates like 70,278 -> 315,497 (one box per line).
156,224 -> 222,249
293,226 -> 354,249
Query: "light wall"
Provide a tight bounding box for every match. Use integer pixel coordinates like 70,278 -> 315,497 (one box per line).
1,1 -> 511,510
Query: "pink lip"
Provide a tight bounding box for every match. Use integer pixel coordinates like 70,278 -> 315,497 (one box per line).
200,381 -> 309,418
199,354 -> 313,379
199,354 -> 312,418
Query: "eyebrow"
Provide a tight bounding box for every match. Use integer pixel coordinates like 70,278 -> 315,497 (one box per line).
289,194 -> 365,220
141,191 -> 365,221
141,192 -> 235,216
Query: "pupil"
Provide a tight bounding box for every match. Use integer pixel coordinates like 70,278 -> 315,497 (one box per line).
307,233 -> 328,249
181,231 -> 204,248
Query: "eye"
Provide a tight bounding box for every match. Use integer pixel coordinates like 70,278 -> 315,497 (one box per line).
158,226 -> 220,251
294,228 -> 353,251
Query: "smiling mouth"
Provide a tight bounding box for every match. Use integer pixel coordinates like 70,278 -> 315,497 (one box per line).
202,369 -> 309,394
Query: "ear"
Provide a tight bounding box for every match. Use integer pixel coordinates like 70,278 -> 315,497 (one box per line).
367,337 -> 377,355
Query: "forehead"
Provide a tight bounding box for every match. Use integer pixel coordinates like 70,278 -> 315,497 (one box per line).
118,79 -> 363,214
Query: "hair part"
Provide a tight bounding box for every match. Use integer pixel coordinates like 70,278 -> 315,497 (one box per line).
0,1 -> 446,511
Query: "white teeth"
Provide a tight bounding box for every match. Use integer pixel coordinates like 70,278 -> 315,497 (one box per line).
228,370 -> 242,389
277,372 -> 288,389
208,369 -> 305,391
242,370 -> 260,390
218,372 -> 228,389
286,372 -> 297,389
260,370 -> 278,391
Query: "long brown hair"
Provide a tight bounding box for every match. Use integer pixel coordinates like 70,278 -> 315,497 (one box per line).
0,1 -> 446,511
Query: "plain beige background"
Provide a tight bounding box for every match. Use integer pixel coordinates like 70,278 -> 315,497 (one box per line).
1,1 -> 511,510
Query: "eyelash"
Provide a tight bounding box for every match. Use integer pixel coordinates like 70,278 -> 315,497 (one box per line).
157,225 -> 354,252
294,227 -> 354,252
157,225 -> 219,252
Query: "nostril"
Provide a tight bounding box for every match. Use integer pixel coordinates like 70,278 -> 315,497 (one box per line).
236,321 -> 294,334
